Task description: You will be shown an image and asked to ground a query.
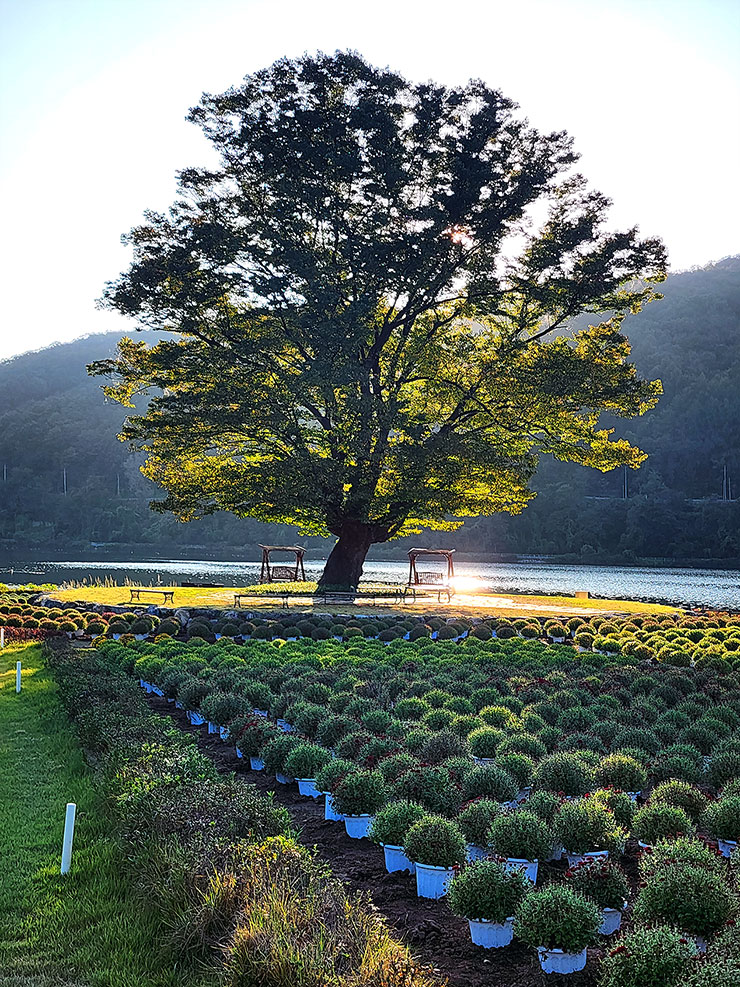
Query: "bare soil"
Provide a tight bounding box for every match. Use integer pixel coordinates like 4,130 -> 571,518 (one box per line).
148,695 -> 643,987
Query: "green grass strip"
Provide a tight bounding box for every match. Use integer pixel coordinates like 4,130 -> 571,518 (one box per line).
0,643 -> 196,987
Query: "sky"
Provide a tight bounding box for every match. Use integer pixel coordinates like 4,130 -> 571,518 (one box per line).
0,0 -> 738,361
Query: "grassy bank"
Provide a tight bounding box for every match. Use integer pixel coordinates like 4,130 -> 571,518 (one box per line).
0,643 -> 196,987
48,583 -> 678,616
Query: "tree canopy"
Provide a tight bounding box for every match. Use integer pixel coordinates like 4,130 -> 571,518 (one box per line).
92,50 -> 666,588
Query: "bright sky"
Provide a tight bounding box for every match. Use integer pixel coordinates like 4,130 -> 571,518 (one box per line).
1,0 -> 738,361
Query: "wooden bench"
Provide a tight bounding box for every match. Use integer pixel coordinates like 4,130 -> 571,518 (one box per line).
234,592 -> 289,610
129,588 -> 175,604
402,575 -> 453,604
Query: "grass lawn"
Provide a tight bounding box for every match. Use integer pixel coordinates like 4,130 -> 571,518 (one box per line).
48,583 -> 678,616
0,643 -> 204,987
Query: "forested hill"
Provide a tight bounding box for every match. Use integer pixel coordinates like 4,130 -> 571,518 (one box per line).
0,256 -> 738,563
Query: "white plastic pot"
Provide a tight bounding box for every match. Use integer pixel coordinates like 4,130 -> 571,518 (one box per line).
219,726 -> 230,742
324,793 -> 342,821
718,838 -> 738,858
537,946 -> 588,974
544,843 -> 564,862
249,756 -> 265,771
565,849 -> 609,867
468,916 -> 515,948
503,857 -> 538,884
235,746 -> 243,759
415,862 -> 456,899
275,772 -> 293,785
296,777 -> 321,799
344,814 -> 374,839
253,708 -> 268,717
472,756 -> 497,765
188,711 -> 205,726
627,791 -> 641,802
466,843 -> 490,863
599,905 -> 624,935
276,718 -> 294,733
207,721 -> 219,735
382,844 -> 415,873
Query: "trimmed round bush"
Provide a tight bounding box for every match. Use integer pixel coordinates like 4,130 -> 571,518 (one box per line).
650,780 -> 708,821
632,804 -> 694,845
595,754 -> 647,793
554,799 -> 626,855
457,799 -> 501,847
634,865 -> 734,938
489,809 -> 552,860
703,795 -> 740,842
332,770 -> 388,816
403,815 -> 466,867
463,764 -> 517,803
564,857 -> 629,909
468,727 -> 504,759
515,884 -> 600,952
531,751 -> 594,797
369,800 -> 427,847
598,926 -> 696,987
448,858 -> 530,922
314,758 -> 358,794
283,742 -> 332,780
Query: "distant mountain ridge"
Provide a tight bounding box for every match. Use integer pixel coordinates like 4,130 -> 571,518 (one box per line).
0,257 -> 738,562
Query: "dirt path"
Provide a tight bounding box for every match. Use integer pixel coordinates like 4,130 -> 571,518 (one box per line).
147,694 -> 620,987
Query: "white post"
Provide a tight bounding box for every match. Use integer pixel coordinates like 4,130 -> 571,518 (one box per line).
16,660 -> 21,692
60,802 -> 77,874
1,626 -> 4,649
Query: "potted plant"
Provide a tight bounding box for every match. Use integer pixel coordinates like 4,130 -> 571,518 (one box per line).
488,810 -> 553,883
564,857 -> 630,935
468,726 -> 505,762
462,764 -> 518,804
631,803 -> 694,848
369,800 -> 427,872
532,751 -> 594,797
283,741 -> 332,798
332,770 -> 388,838
594,753 -> 647,797
515,884 -> 600,974
448,859 -> 530,948
403,815 -> 466,899
633,865 -> 734,950
554,799 -> 626,865
231,716 -> 277,767
650,780 -> 708,822
315,758 -> 359,821
703,795 -> 740,857
598,926 -> 696,987
261,734 -> 301,784
458,799 -> 501,861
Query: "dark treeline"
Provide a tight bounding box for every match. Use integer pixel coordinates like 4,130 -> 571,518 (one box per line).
0,256 -> 738,563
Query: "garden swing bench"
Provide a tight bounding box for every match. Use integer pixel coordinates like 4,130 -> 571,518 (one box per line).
233,545 -> 307,608
402,548 -> 456,604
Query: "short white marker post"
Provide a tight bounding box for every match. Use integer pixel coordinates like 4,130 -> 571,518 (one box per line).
1,626 -> 4,649
61,802 -> 77,874
16,661 -> 21,693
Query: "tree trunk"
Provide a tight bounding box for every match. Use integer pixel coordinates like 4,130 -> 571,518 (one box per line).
317,520 -> 383,591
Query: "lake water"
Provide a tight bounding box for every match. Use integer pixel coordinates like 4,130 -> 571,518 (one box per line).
2,558 -> 738,609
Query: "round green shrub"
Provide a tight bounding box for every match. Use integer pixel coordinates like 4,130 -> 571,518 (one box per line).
489,810 -> 552,860
598,926 -> 696,987
448,858 -> 530,922
457,798 -> 501,847
564,856 -> 629,909
403,815 -> 466,867
650,780 -> 708,821
634,865 -> 734,938
468,727 -> 504,759
703,795 -> 740,842
531,752 -> 594,797
554,798 -> 626,855
283,741 -> 332,780
332,770 -> 388,816
463,764 -> 518,803
369,800 -> 427,846
595,754 -> 647,793
514,884 -> 600,952
632,803 -> 694,845
314,758 -> 358,794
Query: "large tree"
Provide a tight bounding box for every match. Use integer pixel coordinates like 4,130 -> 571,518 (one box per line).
92,51 -> 666,589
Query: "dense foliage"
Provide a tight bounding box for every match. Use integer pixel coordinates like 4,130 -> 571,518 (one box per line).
1,257 -> 738,562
